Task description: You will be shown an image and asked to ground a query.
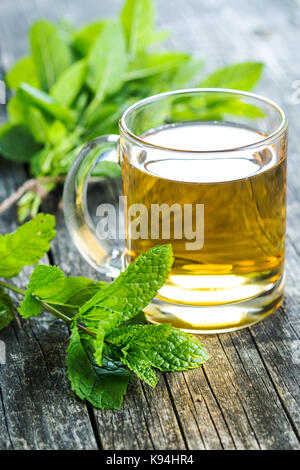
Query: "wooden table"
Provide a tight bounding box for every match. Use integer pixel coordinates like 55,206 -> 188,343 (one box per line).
0,0 -> 299,450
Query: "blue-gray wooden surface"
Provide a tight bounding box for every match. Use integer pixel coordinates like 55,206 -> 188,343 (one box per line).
0,0 -> 299,450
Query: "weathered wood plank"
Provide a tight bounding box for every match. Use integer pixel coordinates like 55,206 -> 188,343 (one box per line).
0,163 -> 25,450
165,326 -> 300,450
249,243 -> 300,438
162,370 -> 236,450
36,0 -> 300,450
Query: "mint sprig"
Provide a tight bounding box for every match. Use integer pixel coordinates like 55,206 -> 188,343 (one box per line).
0,214 -> 209,410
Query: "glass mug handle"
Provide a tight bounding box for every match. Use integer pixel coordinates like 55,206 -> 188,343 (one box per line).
63,134 -> 123,278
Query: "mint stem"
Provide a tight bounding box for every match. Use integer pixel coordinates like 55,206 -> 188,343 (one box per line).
37,299 -> 73,325
0,279 -> 96,338
38,299 -> 96,338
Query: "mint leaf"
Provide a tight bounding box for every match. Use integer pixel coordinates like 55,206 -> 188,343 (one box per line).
80,244 -> 173,325
121,350 -> 158,387
5,95 -> 51,145
84,21 -> 127,123
79,244 -> 173,366
145,329 -> 210,372
198,61 -> 263,91
86,21 -> 127,94
169,62 -> 264,122
106,323 -> 209,386
18,265 -> 64,319
18,83 -> 76,125
94,324 -> 105,367
72,21 -> 106,56
23,106 -> 49,144
45,277 -> 108,308
5,56 -> 40,90
121,310 -> 147,327
0,123 -> 42,162
47,120 -> 67,146
210,99 -> 265,119
30,21 -> 73,91
121,0 -> 155,56
107,324 -> 172,350
0,288 -> 14,330
0,214 -> 56,279
83,98 -> 132,136
92,161 -> 122,178
6,94 -> 26,124
86,305 -> 123,366
66,325 -> 132,409
124,52 -> 190,81
105,324 -> 171,380
170,57 -> 204,88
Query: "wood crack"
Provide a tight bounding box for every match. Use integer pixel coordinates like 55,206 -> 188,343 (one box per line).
0,387 -> 14,449
181,371 -> 220,449
161,374 -> 189,449
201,365 -> 237,449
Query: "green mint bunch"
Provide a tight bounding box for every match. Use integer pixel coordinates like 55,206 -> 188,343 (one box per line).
0,0 -> 263,221
0,215 -> 209,409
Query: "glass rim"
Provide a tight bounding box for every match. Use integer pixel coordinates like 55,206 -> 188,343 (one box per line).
119,88 -> 288,154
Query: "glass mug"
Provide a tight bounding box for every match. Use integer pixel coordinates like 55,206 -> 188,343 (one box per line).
63,88 -> 288,333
